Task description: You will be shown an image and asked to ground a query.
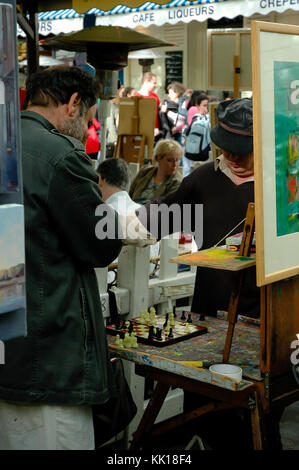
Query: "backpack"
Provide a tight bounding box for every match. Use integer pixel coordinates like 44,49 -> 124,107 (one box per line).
185,114 -> 211,161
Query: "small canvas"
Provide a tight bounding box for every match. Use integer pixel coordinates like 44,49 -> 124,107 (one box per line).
0,204 -> 25,315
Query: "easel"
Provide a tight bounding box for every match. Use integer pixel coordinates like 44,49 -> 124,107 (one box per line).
114,96 -> 156,166
209,102 -> 222,160
163,201 -> 299,448
223,202 -> 255,362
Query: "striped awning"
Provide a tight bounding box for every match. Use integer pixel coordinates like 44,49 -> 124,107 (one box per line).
17,0 -> 299,36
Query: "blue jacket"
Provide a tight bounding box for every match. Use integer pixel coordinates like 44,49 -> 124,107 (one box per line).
0,111 -> 122,404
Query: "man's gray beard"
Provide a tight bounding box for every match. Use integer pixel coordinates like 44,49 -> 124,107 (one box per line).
59,115 -> 85,144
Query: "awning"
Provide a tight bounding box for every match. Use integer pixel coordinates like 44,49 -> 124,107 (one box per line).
94,0 -> 299,28
17,0 -> 299,37
17,9 -> 83,37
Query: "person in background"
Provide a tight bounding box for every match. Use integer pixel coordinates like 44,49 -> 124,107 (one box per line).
136,72 -> 161,138
182,92 -> 210,176
96,158 -> 160,281
159,82 -> 187,142
106,84 -> 125,158
86,116 -> 100,159
187,89 -> 206,126
123,86 -> 137,98
0,66 -> 123,450
97,158 -> 140,216
129,138 -> 183,205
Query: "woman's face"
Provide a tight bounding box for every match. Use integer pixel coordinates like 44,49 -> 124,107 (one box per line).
197,99 -> 209,115
158,151 -> 181,176
168,88 -> 179,102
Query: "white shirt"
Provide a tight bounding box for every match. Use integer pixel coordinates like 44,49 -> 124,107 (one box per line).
105,191 -> 159,281
105,190 -> 141,216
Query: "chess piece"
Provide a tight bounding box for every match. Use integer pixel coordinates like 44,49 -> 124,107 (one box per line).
164,321 -> 170,333
173,306 -> 177,318
184,323 -> 191,334
123,332 -> 131,347
144,310 -> 150,324
168,327 -> 174,338
187,313 -> 193,324
163,313 -> 169,328
131,333 -> 138,348
181,311 -> 186,321
149,306 -> 156,316
115,334 -> 121,346
155,328 -> 162,341
199,313 -> 206,321
148,325 -> 155,341
139,310 -> 146,324
128,321 -> 134,334
118,338 -> 124,348
169,312 -> 175,327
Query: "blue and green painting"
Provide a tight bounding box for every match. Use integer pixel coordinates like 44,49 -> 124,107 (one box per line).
274,61 -> 299,236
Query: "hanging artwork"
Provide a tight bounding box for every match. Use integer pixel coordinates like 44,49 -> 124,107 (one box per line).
252,21 -> 299,286
0,204 -> 25,316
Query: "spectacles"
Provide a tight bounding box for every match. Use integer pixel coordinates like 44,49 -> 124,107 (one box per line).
166,158 -> 181,164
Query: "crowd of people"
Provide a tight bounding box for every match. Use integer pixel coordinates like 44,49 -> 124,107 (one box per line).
102,73 -> 219,200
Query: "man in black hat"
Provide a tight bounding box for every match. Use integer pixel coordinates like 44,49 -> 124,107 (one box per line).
138,97 -> 259,318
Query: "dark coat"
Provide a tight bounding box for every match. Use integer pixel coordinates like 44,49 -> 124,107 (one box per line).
0,111 -> 123,404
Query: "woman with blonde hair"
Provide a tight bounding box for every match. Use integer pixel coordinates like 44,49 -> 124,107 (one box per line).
129,139 -> 183,204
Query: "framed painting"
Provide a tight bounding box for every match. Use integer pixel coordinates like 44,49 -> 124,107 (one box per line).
252,21 -> 299,286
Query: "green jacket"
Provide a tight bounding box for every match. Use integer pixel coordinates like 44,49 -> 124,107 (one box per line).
0,111 -> 122,405
129,165 -> 182,203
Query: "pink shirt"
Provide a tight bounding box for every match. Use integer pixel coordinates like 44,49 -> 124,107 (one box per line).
187,106 -> 198,126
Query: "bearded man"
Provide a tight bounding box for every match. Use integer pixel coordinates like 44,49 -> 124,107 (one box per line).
0,66 -> 123,450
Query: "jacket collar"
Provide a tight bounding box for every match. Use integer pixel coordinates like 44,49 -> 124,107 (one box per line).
21,110 -> 57,132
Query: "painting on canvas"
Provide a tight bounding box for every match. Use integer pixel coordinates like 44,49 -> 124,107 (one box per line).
0,204 -> 25,315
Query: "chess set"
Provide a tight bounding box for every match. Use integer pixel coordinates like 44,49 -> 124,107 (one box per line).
106,307 -> 208,347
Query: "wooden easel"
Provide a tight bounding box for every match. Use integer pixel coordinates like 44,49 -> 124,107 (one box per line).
125,201 -> 299,450
114,134 -> 146,165
223,202 -> 255,363
114,96 -> 156,165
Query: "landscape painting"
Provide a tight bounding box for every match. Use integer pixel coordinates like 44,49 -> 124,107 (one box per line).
0,204 -> 25,315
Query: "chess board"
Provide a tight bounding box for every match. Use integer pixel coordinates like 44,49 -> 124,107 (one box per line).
105,312 -> 208,347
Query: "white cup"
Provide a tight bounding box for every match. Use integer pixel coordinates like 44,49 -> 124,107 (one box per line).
209,364 -> 242,382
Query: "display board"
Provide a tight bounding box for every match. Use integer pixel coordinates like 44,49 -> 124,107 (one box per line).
252,21 -> 299,286
165,50 -> 183,92
208,29 -> 251,92
0,1 -> 26,341
117,96 -> 156,162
